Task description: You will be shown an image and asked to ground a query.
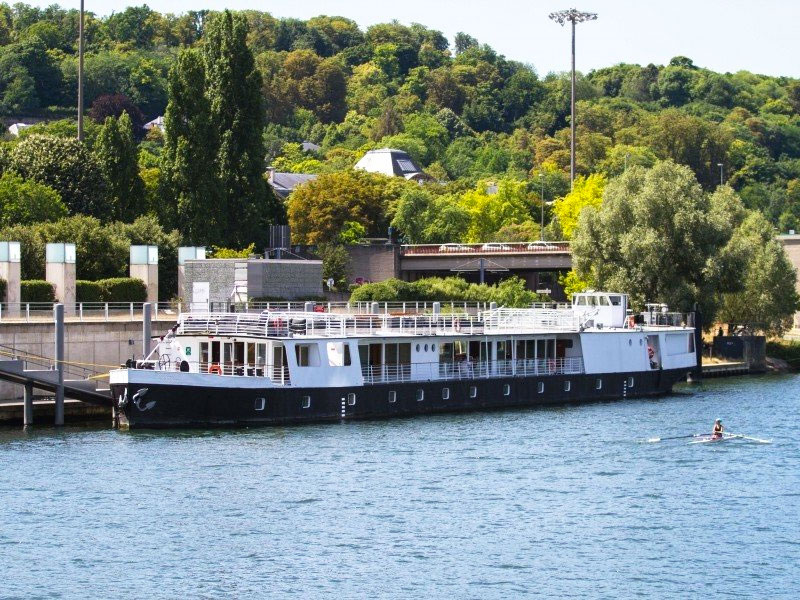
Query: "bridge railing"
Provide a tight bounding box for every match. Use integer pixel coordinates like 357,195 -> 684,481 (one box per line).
401,241 -> 570,255
0,302 -> 183,323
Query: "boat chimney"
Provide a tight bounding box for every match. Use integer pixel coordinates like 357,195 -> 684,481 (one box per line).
370,302 -> 380,315
304,301 -> 315,313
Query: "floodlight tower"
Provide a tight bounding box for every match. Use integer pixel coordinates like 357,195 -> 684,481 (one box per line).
549,8 -> 598,188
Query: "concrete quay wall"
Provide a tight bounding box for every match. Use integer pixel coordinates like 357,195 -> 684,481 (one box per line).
0,318 -> 174,401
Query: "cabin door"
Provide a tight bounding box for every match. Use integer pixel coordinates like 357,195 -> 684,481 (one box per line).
646,335 -> 661,370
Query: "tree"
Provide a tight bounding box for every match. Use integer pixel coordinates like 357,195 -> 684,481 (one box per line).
572,161 -> 742,318
89,94 -> 145,131
391,187 -> 470,244
161,48 -> 220,244
551,174 -> 605,239
0,172 -> 66,227
717,212 -> 799,336
94,112 -> 146,222
9,135 -> 106,218
318,243 -> 350,290
288,170 -> 402,244
204,10 -> 282,247
459,179 -> 532,242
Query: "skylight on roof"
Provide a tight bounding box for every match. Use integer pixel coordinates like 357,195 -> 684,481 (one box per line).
396,159 -> 417,173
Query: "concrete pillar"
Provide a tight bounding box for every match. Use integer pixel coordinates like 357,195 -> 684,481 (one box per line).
143,302 -> 152,358
0,241 -> 21,317
130,245 -> 159,303
23,381 -> 33,426
178,247 -> 205,301
46,243 -> 76,316
54,303 -> 64,426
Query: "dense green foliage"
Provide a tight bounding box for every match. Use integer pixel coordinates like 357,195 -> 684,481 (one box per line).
0,171 -> 66,226
0,215 -> 180,300
350,276 -> 545,307
0,5 -> 799,316
0,276 -> 6,300
20,279 -> 54,302
572,160 -> 798,333
76,277 -> 147,302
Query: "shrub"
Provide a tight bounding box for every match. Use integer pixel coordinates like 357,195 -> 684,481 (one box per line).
99,278 -> 147,302
76,280 -> 104,302
20,280 -> 55,303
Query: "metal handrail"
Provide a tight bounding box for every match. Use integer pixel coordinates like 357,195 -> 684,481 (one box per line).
401,241 -> 571,255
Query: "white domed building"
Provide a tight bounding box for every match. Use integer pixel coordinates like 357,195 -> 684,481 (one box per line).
354,148 -> 433,182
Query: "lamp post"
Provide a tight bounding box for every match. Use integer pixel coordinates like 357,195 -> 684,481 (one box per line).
539,173 -> 545,241
77,0 -> 85,141
549,8 -> 597,190
717,163 -> 724,186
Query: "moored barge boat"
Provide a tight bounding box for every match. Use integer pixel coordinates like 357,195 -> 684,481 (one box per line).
109,292 -> 700,429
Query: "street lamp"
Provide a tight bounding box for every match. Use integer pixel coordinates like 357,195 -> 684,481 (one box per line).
717,163 -> 724,186
549,8 -> 598,189
77,0 -> 85,141
539,173 -> 545,241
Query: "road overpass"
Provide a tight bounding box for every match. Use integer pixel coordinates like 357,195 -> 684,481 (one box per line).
398,242 -> 572,299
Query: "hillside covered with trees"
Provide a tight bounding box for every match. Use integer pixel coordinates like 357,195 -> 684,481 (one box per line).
0,4 -> 798,327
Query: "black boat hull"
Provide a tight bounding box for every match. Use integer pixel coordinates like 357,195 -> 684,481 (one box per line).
112,368 -> 690,429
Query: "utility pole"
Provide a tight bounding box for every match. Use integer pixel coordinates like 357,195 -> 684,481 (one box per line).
549,8 -> 598,189
77,0 -> 85,141
539,173 -> 545,241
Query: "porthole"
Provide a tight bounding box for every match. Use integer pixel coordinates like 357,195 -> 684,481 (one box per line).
388,390 -> 397,403
431,343 -> 436,351
639,339 -> 643,346
628,339 -> 632,346
416,389 -> 424,401
301,396 -> 311,409
564,381 -> 571,392
595,378 -> 602,390
442,387 -> 450,400
416,344 -> 421,352
503,384 -> 511,396
469,386 -> 477,399
347,392 -> 356,406
424,343 -> 429,352
254,397 -> 265,411
627,376 -> 635,388
537,382 -> 544,394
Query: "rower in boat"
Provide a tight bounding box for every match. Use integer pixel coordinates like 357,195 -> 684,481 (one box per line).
712,419 -> 724,439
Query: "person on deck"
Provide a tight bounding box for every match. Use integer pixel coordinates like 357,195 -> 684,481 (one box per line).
712,419 -> 724,439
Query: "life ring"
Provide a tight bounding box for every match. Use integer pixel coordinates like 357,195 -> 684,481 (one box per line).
647,345 -> 655,359
208,363 -> 222,375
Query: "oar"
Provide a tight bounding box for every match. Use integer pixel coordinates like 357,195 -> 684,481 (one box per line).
646,433 -> 702,443
725,432 -> 772,444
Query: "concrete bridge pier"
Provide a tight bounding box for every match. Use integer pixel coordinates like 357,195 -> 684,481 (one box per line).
23,381 -> 33,426
54,303 -> 64,426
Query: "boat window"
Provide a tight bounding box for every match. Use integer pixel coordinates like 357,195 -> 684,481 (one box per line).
439,342 -> 454,363
627,376 -> 634,388
688,334 -> 695,353
254,397 -> 265,411
595,378 -> 602,390
301,396 -> 311,409
399,343 -> 411,365
564,381 -> 571,392
609,295 -> 622,306
537,382 -> 544,394
256,344 -> 267,368
469,386 -> 477,399
295,344 -> 319,367
388,391 -> 397,403
347,393 -> 356,406
442,387 -> 450,400
385,343 -> 398,365
247,343 -> 255,369
416,389 -> 424,402
576,296 -> 587,306
503,384 -> 511,396
416,344 -> 421,352
358,344 -> 368,367
598,296 -> 610,306
327,342 -> 352,367
200,342 -> 209,370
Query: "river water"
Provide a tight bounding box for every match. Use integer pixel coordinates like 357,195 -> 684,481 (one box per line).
1,374 -> 798,599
